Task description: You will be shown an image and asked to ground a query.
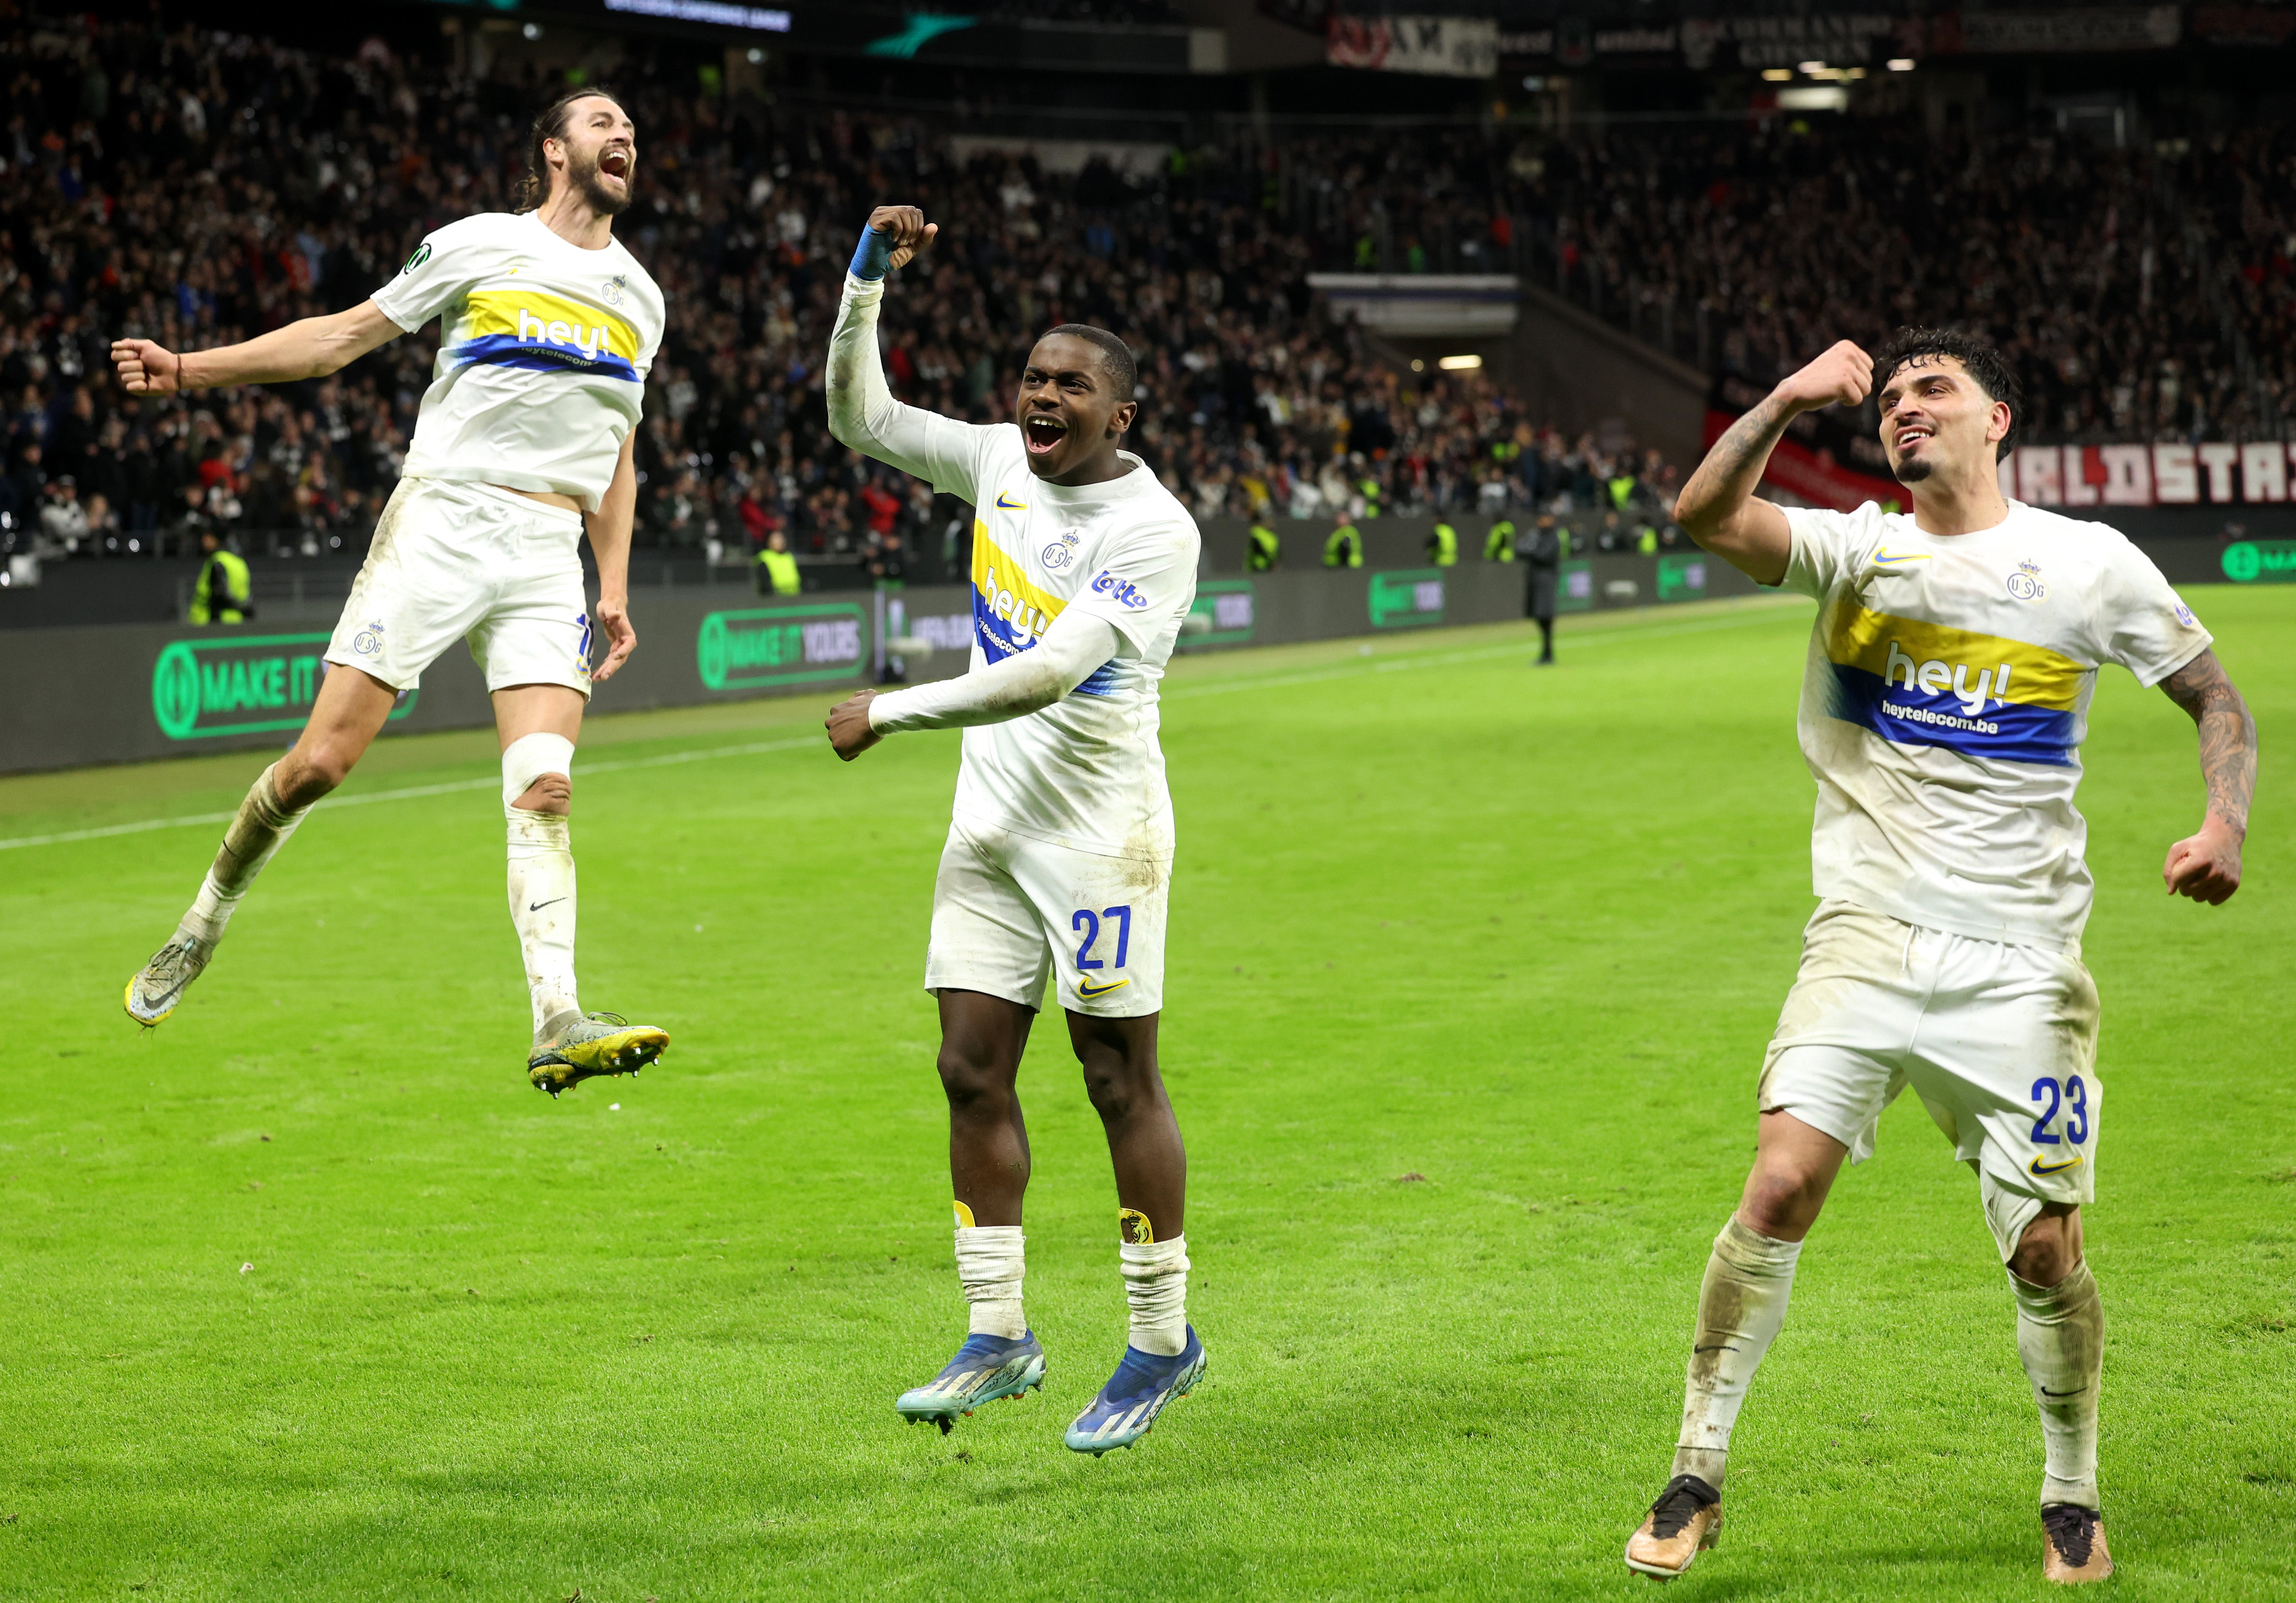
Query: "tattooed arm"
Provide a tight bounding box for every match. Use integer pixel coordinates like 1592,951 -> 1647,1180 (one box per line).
1676,339 -> 1875,586
2158,648 -> 2255,905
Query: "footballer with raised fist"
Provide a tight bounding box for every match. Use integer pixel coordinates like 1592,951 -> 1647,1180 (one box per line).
114,90 -> 670,1096
823,205 -> 1207,1456
1621,329 -> 2255,1585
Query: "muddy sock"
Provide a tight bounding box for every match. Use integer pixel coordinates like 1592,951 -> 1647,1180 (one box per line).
1671,1216 -> 1803,1491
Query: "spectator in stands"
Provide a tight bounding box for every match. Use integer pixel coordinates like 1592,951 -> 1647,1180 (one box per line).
38,475 -> 88,555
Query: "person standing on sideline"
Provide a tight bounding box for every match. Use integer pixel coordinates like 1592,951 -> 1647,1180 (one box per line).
1323,515 -> 1362,568
1519,513 -> 1560,665
1483,515 -> 1517,563
822,205 -> 1208,1458
1246,517 -> 1280,572
113,89 -> 672,1097
1620,330 -> 2253,1585
190,529 -> 253,624
756,528 -> 801,595
1425,518 -> 1458,567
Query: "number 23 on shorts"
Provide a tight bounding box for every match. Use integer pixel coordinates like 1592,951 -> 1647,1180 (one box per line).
2027,1074 -> 2091,1176
1072,905 -> 1132,998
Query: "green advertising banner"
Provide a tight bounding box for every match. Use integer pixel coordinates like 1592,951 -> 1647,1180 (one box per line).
1656,552 -> 1710,603
1557,559 -> 1593,613
695,603 -> 868,692
2221,541 -> 2296,583
150,633 -> 417,741
1179,579 -> 1256,649
1368,569 -> 1445,629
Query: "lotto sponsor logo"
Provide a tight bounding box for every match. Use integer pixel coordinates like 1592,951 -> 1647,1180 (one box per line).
695,605 -> 867,692
150,633 -> 417,741
1089,570 -> 1151,610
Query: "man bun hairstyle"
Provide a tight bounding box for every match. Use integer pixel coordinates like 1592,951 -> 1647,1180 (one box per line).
1045,323 -> 1137,404
512,87 -> 626,213
1871,326 -> 2022,461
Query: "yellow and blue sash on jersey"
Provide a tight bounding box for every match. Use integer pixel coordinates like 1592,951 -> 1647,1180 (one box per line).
1825,606 -> 2087,766
446,289 -> 641,383
972,524 -> 1118,696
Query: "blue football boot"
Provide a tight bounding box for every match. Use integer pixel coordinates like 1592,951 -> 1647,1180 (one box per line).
1064,1326 -> 1207,1455
894,1331 -> 1046,1435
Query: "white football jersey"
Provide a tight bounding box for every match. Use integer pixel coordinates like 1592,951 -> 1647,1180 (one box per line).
1779,499 -> 2211,950
369,210 -> 664,511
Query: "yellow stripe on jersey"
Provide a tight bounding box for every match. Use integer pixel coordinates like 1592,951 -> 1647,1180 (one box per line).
1828,605 -> 2089,711
455,287 -> 641,367
971,526 -> 1067,660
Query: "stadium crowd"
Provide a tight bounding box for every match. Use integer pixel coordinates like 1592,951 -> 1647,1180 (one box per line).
0,15 -> 1676,572
1296,114 -> 2296,445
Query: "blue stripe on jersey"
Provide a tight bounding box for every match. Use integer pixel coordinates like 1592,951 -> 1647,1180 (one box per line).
1826,662 -> 2078,767
1072,659 -> 1120,697
447,333 -> 641,384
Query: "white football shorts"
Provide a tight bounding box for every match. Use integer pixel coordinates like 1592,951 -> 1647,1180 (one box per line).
1757,899 -> 2102,1260
326,476 -> 593,697
924,815 -> 1170,1018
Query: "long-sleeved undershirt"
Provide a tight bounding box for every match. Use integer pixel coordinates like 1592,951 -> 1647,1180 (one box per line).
828,272 -> 1120,735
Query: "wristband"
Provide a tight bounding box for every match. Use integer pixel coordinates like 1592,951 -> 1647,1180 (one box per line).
849,226 -> 894,282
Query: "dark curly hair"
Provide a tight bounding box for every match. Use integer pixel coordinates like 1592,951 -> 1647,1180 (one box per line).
512,87 -> 627,214
1041,323 -> 1138,402
1871,326 -> 2022,461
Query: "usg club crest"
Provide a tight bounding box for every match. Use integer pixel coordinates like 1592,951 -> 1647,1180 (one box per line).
1041,532 -> 1079,570
603,275 -> 627,307
2006,560 -> 2047,602
352,619 -> 385,655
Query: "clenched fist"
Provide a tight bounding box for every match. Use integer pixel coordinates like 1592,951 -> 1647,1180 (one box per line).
1775,339 -> 1873,416
865,205 -> 938,273
112,338 -> 186,395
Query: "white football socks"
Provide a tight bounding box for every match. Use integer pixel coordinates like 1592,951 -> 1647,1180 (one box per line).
2011,1261 -> 2105,1509
955,1224 -> 1027,1339
1672,1216 -> 1804,1490
181,763 -> 310,945
505,807 -> 580,1043
1121,1234 -> 1190,1356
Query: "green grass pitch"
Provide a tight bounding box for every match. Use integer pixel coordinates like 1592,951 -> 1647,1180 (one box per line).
1,590 -> 2290,1601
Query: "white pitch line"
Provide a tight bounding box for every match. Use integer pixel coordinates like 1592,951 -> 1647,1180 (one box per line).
0,735 -> 821,852
1169,600 -> 1802,700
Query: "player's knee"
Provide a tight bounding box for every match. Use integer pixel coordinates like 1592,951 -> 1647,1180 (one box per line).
2008,1207 -> 2081,1284
1080,1057 -> 1158,1124
1739,1165 -> 1825,1239
935,1045 -> 1012,1112
276,748 -> 347,806
514,772 -> 572,815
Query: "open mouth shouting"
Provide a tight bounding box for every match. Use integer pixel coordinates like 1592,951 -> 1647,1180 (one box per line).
599,146 -> 632,183
1023,412 -> 1069,458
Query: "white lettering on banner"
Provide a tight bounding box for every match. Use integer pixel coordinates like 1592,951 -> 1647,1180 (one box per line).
801,618 -> 860,664
1413,580 -> 1443,612
916,613 -> 974,651
2154,444 -> 2199,504
2199,443 -> 2240,503
2018,446 -> 2063,505
2100,445 -> 2151,505
1328,15 -> 1499,76
2062,445 -> 2101,506
1212,592 -> 1254,629
2241,442 -> 2288,503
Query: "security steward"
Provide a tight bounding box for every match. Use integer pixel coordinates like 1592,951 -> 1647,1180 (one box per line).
190,529 -> 252,625
1323,517 -> 1363,568
1483,516 -> 1517,562
1425,519 -> 1459,567
755,529 -> 802,596
1247,518 -> 1280,572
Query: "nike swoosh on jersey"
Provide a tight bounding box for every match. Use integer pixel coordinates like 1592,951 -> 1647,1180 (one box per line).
996,492 -> 1028,510
2028,1154 -> 2085,1176
1870,550 -> 1930,566
1075,977 -> 1131,998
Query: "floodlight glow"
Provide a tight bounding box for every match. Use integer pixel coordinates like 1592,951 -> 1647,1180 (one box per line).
1799,60 -> 1826,73
1438,354 -> 1483,371
1761,68 -> 1792,82
1887,58 -> 1915,71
